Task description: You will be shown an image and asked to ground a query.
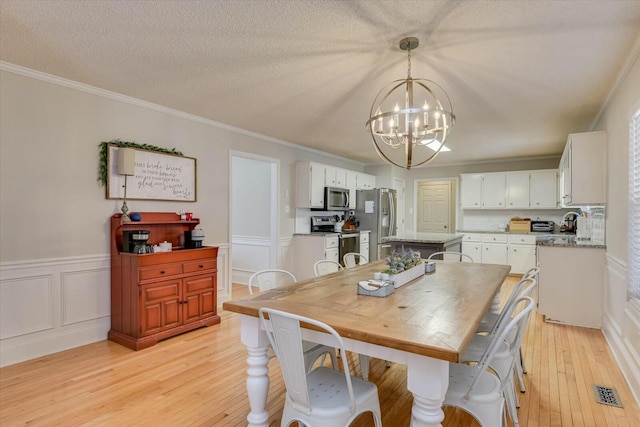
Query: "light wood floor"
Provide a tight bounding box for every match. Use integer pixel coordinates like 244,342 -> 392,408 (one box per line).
1,277 -> 639,426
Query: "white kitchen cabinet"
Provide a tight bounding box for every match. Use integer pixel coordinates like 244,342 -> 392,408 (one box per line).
482,173 -> 506,208
359,232 -> 370,264
293,234 -> 340,281
295,161 -> 326,208
461,233 -> 482,262
481,234 -> 508,265
345,170 -> 357,209
560,131 -> 606,207
530,170 -> 558,208
356,172 -> 376,190
507,234 -> 537,274
506,172 -> 530,208
324,166 -> 347,188
537,245 -> 605,328
460,174 -> 483,208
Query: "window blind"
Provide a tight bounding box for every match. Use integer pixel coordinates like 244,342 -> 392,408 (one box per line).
630,109 -> 640,301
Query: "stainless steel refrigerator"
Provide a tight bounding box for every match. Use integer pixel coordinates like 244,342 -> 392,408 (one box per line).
355,188 -> 397,261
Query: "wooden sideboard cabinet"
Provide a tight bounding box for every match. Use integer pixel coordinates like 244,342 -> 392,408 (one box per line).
109,212 -> 220,350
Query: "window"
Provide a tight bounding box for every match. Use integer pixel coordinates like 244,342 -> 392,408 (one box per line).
630,108 -> 640,302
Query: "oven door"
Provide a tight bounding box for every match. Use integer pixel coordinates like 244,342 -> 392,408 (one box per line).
339,233 -> 360,266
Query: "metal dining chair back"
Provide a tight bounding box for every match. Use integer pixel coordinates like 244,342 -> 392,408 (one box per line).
247,268 -> 296,295
427,251 -> 474,262
314,260 -> 343,276
343,252 -> 368,268
259,308 -> 382,427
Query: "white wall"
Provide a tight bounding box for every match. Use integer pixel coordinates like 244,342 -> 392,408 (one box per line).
595,45 -> 640,403
231,157 -> 271,237
0,65 -> 362,366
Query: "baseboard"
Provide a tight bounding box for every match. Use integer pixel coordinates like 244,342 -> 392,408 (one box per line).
603,305 -> 640,406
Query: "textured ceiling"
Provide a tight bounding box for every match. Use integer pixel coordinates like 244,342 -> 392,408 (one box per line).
2,0 -> 640,167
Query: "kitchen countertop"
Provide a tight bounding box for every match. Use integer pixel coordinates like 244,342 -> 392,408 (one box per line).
535,234 -> 606,249
382,232 -> 463,244
294,230 -> 370,237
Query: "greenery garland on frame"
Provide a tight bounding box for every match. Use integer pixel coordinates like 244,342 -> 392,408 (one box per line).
98,139 -> 183,186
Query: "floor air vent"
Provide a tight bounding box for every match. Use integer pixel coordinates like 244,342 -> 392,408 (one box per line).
592,385 -> 623,407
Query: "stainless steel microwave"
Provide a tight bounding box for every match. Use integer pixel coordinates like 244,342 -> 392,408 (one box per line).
324,186 -> 350,210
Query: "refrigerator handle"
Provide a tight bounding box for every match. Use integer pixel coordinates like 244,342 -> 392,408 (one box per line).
389,192 -> 395,237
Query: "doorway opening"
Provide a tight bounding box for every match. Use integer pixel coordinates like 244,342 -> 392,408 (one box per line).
229,152 -> 279,293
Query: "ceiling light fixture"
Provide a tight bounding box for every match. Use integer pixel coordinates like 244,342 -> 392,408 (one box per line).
366,37 -> 455,169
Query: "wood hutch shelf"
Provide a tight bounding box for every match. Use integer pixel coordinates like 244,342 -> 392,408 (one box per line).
109,212 -> 220,350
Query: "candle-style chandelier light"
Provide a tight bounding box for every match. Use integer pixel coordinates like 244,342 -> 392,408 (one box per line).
366,37 -> 455,169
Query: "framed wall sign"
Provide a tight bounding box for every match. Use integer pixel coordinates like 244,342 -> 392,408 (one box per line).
106,144 -> 197,202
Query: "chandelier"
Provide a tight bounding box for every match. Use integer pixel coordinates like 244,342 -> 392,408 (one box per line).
366,37 -> 455,169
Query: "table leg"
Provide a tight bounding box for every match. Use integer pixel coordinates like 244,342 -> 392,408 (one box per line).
241,315 -> 271,427
406,354 -> 449,427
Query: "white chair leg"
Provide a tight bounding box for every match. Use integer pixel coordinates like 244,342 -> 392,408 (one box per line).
520,347 -> 527,374
385,360 -> 392,368
359,354 -> 370,380
516,355 -> 526,393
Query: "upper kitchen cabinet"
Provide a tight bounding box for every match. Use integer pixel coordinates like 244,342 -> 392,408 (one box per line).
530,170 -> 558,208
560,131 -> 606,207
461,169 -> 559,209
295,161 -> 326,209
356,172 -> 376,190
325,165 -> 347,188
460,174 -> 483,208
482,173 -> 506,208
506,172 -> 530,208
345,170 -> 357,209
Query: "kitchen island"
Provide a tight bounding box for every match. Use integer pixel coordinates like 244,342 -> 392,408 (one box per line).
383,232 -> 464,259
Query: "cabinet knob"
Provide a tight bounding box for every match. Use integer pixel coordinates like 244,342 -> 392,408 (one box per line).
160,270 -> 165,274
199,264 -> 204,268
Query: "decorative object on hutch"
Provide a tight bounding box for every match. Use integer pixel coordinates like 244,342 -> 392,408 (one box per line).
109,212 -> 220,350
366,37 -> 455,170
117,147 -> 136,222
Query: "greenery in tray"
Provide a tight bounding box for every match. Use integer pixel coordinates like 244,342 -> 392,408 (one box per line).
381,249 -> 422,275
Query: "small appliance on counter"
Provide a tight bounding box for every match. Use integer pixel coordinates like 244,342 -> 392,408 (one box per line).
530,220 -> 554,233
122,230 -> 152,253
560,212 -> 580,233
184,228 -> 205,248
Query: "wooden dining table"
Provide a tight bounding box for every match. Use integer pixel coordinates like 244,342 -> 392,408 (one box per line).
222,260 -> 510,427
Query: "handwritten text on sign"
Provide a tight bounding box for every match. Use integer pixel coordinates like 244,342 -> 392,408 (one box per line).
107,145 -> 197,202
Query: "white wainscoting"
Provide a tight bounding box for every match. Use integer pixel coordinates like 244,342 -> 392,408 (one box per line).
232,235 -> 272,286
602,254 -> 640,405
279,237 -> 294,273
0,244 -> 230,367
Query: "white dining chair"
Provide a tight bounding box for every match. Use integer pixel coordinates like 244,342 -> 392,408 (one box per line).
343,252 -> 368,268
259,308 -> 382,427
444,296 -> 535,427
462,287 -> 537,425
248,269 -> 338,373
427,251 -> 474,262
313,259 -> 343,276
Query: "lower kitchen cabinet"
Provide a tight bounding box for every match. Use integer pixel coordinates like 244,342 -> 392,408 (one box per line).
461,232 -> 535,274
293,234 -> 340,281
359,231 -> 370,264
537,245 -> 605,328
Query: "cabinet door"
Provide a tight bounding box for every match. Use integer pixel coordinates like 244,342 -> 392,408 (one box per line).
183,274 -> 216,323
508,244 -> 536,275
140,280 -> 182,336
310,163 -> 326,208
356,173 -> 375,190
359,243 -> 370,264
481,243 -> 508,265
324,165 -> 337,187
530,170 -> 558,208
345,170 -> 357,208
506,172 -> 530,208
460,174 -> 483,208
482,173 -> 506,208
561,141 -> 572,206
325,247 -> 339,263
335,169 -> 347,188
462,242 -> 481,263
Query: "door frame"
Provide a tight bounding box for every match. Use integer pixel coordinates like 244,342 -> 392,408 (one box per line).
413,177 -> 460,232
229,151 -> 280,278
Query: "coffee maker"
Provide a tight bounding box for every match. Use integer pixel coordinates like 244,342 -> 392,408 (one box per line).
184,228 -> 205,248
122,230 -> 152,253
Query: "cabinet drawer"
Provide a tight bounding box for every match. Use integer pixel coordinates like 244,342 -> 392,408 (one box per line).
482,234 -> 508,243
462,233 -> 482,242
360,232 -> 370,243
325,236 -> 339,249
183,259 -> 217,274
507,234 -> 537,245
139,264 -> 183,281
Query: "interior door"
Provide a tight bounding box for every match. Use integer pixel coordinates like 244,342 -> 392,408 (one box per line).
417,181 -> 451,232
